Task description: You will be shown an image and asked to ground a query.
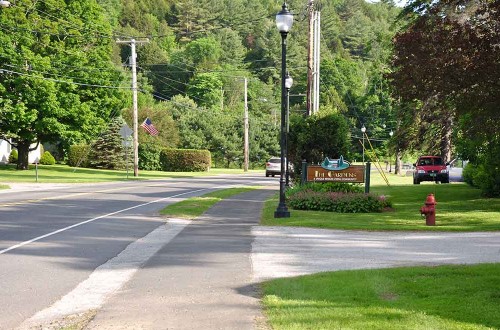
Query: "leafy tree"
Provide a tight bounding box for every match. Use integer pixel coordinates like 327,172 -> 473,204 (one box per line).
0,0 -> 126,170
289,109 -> 351,171
186,73 -> 224,109
391,0 -> 499,165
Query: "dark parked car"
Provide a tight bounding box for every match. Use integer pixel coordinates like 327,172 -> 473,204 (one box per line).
413,156 -> 449,184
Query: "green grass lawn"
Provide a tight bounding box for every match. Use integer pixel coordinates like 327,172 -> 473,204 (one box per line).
261,263 -> 500,330
0,164 -> 261,184
159,187 -> 257,219
263,173 -> 500,231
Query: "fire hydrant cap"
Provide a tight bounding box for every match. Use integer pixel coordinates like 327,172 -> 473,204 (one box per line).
425,194 -> 436,205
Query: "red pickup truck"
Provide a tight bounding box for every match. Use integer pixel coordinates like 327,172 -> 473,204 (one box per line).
413,156 -> 450,184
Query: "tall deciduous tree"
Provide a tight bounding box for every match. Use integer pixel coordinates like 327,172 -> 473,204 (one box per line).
391,0 -> 499,193
0,0 -> 126,169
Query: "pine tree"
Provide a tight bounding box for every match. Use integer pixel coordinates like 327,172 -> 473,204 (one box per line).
89,117 -> 127,170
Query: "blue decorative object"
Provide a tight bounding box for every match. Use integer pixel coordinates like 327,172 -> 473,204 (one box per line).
321,156 -> 351,171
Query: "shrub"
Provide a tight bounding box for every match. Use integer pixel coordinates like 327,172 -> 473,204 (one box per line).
8,149 -> 18,164
286,182 -> 363,197
68,144 -> 91,167
463,162 -> 500,197
139,143 -> 162,171
160,148 -> 211,172
39,151 -> 56,165
462,162 -> 477,186
287,189 -> 391,213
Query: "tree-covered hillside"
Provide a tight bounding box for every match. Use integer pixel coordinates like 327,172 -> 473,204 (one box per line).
106,0 -> 402,166
1,0 -> 401,168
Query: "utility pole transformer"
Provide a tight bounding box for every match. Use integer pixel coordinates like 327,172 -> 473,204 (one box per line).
116,38 -> 149,177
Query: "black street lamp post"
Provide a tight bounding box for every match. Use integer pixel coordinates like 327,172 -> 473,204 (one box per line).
275,2 -> 293,218
285,72 -> 293,187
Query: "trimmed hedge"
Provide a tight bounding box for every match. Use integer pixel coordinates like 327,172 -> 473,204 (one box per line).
68,144 -> 91,167
39,151 -> 56,165
160,148 -> 211,172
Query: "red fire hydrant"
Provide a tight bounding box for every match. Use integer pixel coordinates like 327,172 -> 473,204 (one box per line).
420,194 -> 437,226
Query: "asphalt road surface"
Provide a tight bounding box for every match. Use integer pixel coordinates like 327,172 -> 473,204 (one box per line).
0,175 -> 272,329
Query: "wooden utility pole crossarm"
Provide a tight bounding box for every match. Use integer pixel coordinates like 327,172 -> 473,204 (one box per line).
116,38 -> 149,177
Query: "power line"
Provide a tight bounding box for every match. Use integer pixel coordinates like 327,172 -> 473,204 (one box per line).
0,68 -> 129,90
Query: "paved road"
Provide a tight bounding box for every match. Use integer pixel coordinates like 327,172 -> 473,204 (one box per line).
0,175 -> 272,329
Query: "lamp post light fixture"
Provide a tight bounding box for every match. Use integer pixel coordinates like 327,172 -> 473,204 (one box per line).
285,72 -> 293,187
274,2 -> 293,218
389,130 -> 394,173
361,125 -> 366,164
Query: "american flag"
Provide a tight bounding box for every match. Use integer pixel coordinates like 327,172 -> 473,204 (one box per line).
140,117 -> 159,136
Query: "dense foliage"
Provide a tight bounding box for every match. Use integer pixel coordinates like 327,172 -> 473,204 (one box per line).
160,148 -> 211,172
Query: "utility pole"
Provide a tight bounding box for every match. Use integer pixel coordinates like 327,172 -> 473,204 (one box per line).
312,11 -> 321,114
307,2 -> 321,115
306,0 -> 314,116
243,77 -> 249,172
116,38 -> 149,177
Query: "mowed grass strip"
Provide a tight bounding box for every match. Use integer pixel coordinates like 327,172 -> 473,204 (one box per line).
160,187 -> 257,219
0,164 -> 261,183
262,174 -> 500,231
262,263 -> 500,330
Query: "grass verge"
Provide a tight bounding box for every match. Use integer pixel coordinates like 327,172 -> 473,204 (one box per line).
261,263 -> 500,330
159,187 -> 257,219
262,174 -> 500,231
0,164 -> 261,183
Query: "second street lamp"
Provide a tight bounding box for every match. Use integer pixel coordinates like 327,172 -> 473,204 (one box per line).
285,72 -> 293,187
361,125 -> 366,164
275,2 -> 293,218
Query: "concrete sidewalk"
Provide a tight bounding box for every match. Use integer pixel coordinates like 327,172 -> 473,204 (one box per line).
85,188 -> 276,330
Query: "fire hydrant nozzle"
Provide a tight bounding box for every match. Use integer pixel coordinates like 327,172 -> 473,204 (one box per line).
420,193 -> 437,226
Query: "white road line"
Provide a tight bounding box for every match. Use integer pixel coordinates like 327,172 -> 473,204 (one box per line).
18,218 -> 191,329
0,188 -> 208,255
